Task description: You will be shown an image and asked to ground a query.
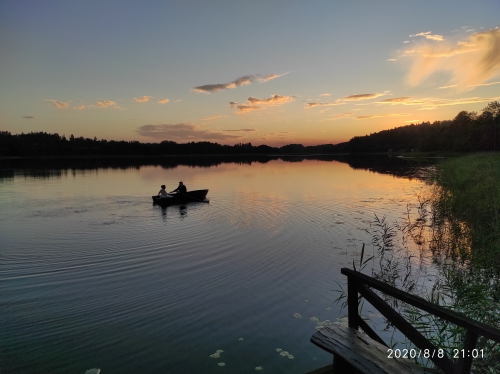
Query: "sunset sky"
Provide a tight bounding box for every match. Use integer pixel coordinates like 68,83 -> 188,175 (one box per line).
1,1 -> 499,146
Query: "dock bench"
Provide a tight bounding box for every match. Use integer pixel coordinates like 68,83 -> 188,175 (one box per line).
310,268 -> 500,374
311,325 -> 432,373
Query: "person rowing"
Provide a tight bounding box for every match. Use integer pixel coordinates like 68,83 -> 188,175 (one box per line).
170,181 -> 187,194
158,185 -> 171,198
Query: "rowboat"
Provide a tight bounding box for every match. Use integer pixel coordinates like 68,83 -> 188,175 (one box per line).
152,189 -> 209,206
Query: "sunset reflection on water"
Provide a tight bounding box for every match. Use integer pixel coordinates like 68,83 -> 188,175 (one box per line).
0,156 -> 432,374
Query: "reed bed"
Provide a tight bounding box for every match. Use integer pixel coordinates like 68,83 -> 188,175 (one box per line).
335,153 -> 500,373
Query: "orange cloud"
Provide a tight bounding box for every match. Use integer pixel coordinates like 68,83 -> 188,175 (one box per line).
231,94 -> 295,112
405,29 -> 500,88
320,112 -> 353,121
73,105 -> 85,110
94,100 -> 119,108
158,98 -> 170,104
193,73 -> 287,93
136,123 -> 241,141
410,31 -> 444,42
355,113 -> 412,120
343,91 -> 390,101
375,96 -> 500,109
466,81 -> 500,87
437,85 -> 458,89
377,97 -> 412,103
131,96 -> 153,103
306,91 -> 390,108
259,73 -> 288,82
306,102 -> 343,108
247,95 -> 294,105
202,115 -> 227,120
46,100 -> 69,109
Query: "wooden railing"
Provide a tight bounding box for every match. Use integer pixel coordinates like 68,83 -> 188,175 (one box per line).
342,267 -> 500,374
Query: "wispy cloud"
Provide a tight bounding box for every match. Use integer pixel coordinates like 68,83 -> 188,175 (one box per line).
375,95 -> 500,109
437,85 -> 458,89
247,95 -> 294,105
230,94 -> 295,112
319,93 -> 331,97
259,73 -> 287,82
223,128 -> 257,132
158,98 -> 170,104
404,29 -> 500,88
132,96 -> 153,103
202,115 -> 227,121
343,91 -> 390,101
355,113 -> 412,120
73,105 -> 85,110
306,102 -> 343,108
466,81 -> 500,87
405,119 -> 422,122
320,112 -> 353,121
387,58 -> 397,62
377,97 -> 412,103
306,91 -> 390,108
94,100 -> 120,109
136,123 -> 242,141
193,73 -> 287,93
410,31 -> 444,41
23,115 -> 35,119
46,100 -> 69,109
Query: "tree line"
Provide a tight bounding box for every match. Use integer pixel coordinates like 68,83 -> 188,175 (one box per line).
1,101 -> 499,157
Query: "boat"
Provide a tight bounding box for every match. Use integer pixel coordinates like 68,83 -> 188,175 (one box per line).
152,189 -> 209,206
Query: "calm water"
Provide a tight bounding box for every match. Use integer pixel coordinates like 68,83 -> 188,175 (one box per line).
0,156 -> 431,374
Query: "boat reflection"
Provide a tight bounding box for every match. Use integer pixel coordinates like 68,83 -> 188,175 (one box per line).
155,202 -> 200,221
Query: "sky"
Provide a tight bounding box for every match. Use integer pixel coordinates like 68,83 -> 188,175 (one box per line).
1,1 -> 500,147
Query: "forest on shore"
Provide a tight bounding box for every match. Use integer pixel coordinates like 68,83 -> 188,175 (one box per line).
1,102 -> 499,157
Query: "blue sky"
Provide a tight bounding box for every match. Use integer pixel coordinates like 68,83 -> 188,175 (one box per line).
1,0 -> 499,146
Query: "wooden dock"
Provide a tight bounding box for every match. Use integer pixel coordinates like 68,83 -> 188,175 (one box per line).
308,268 -> 500,374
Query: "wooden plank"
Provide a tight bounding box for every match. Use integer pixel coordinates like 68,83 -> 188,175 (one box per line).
341,268 -> 500,343
303,364 -> 333,374
311,325 -> 427,374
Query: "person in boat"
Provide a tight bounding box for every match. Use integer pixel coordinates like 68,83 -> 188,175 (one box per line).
158,185 -> 170,198
170,181 -> 187,194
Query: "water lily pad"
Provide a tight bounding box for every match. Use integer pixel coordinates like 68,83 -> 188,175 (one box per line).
293,313 -> 301,318
255,366 -> 263,371
218,362 -> 225,366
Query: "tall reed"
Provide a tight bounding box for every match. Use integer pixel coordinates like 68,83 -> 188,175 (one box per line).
334,153 -> 500,373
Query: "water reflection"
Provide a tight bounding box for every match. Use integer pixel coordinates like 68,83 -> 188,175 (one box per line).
0,155 -> 434,374
0,154 -> 436,181
154,202 -> 202,221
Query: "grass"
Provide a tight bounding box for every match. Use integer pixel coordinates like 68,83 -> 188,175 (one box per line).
334,152 -> 500,373
432,153 -> 500,266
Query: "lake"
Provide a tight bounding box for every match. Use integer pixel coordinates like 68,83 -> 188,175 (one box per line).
0,155 -> 432,374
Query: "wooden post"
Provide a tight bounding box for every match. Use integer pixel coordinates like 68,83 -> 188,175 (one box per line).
456,330 -> 478,374
347,276 -> 359,329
